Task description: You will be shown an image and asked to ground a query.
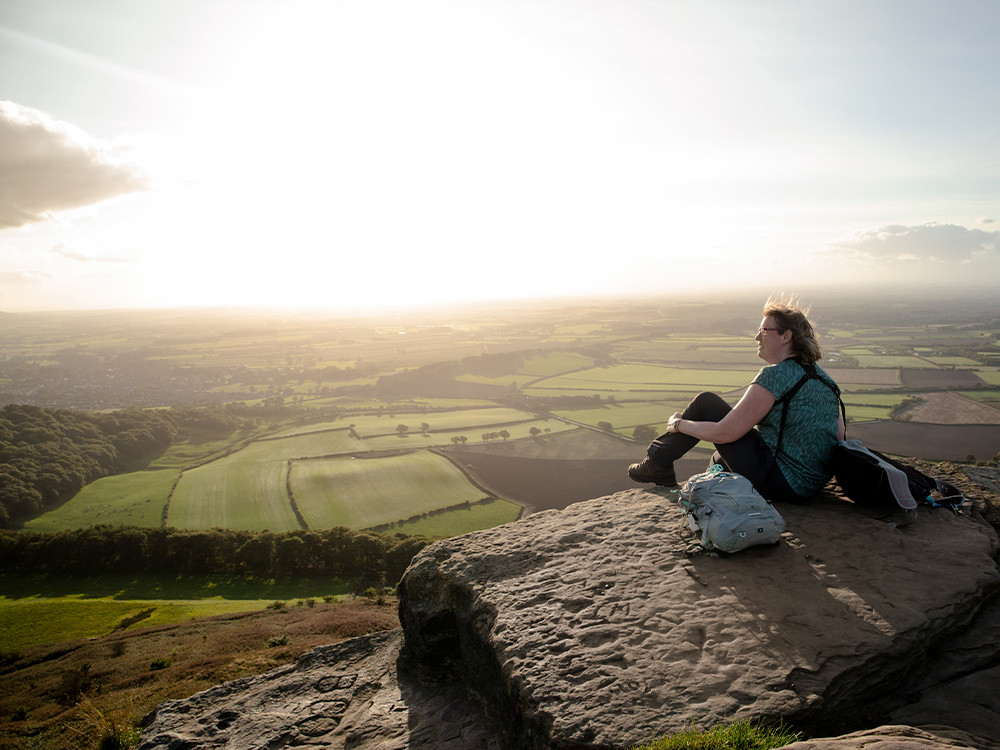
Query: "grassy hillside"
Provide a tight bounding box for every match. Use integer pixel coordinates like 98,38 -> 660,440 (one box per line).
0,588 -> 399,750
0,572 -> 362,651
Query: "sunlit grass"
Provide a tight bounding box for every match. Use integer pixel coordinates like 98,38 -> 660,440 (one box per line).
0,573 -> 354,651
23,470 -> 177,532
292,450 -> 490,529
630,719 -> 800,750
169,457 -> 297,531
374,498 -> 522,537
533,364 -> 758,389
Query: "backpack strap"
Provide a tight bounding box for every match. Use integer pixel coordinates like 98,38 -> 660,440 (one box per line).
775,361 -> 846,457
838,439 -> 918,509
929,479 -> 966,512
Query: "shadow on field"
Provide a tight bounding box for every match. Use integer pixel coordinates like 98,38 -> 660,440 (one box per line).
0,573 -> 356,600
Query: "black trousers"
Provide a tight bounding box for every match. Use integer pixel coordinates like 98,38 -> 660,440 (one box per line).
647,392 -> 801,502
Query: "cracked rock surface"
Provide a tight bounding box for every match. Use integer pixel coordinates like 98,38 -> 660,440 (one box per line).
398,488 -> 1000,748
140,479 -> 1000,749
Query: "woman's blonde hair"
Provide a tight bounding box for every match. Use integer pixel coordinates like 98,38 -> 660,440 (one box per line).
763,294 -> 823,364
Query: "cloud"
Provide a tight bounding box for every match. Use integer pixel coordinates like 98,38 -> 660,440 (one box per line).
830,223 -> 1000,263
50,242 -> 132,263
0,100 -> 148,230
0,270 -> 50,285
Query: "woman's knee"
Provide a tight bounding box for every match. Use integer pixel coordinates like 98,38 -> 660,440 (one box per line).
685,392 -> 730,421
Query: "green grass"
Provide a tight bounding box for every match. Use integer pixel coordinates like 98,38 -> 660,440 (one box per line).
959,391 -> 1000,409
362,418 -> 576,450
346,407 -> 538,435
24,470 -> 178,532
516,352 -> 599,376
923,356 -> 981,366
844,405 -> 895,421
376,498 -> 522,537
455,352 -> 597,386
839,394 -> 908,421
263,422 -> 354,439
840,348 -> 937,369
617,338 -> 759,363
0,598 -> 272,652
291,450 -> 490,529
533,364 -> 759,390
552,402 -> 688,433
841,394 -> 909,406
412,397 -> 503,409
168,456 -> 299,531
0,572 -> 353,651
146,426 -> 260,469
32,409 -> 565,536
630,719 -> 800,750
236,430 -> 361,461
976,369 -> 1000,386
456,373 -> 531,386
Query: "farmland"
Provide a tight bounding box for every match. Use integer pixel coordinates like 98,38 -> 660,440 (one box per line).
7,290 -> 1000,540
0,572 -> 356,652
290,450 -> 511,530
2,290 -> 1000,747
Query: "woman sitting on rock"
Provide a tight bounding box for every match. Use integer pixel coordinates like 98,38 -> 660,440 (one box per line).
628,295 -> 845,501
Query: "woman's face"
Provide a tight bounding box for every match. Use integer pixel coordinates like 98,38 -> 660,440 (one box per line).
755,316 -> 789,364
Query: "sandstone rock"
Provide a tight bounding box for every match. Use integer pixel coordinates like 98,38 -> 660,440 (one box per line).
886,593 -> 1000,746
398,488 -> 1000,748
139,479 -> 1000,750
137,629 -> 504,749
778,723 -> 993,749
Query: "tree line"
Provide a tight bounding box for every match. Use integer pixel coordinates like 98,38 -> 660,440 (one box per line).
0,404 -> 179,527
0,525 -> 430,584
0,402 -> 274,527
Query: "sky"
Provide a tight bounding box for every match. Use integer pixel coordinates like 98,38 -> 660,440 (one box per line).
1,0 -> 999,313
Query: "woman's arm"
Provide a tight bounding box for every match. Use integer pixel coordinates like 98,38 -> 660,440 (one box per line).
667,384 -> 776,443
837,412 -> 846,441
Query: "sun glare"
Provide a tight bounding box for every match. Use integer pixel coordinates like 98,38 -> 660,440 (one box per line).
1,1 -> 998,313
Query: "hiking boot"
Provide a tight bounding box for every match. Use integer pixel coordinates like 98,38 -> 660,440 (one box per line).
628,457 -> 677,486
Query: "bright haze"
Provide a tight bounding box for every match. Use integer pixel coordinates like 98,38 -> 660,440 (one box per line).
1,0 -> 999,313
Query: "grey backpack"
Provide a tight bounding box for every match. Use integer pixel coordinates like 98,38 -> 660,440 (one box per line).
679,471 -> 786,553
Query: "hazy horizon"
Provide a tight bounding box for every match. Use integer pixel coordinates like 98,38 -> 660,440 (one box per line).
3,282 -> 999,323
2,0 -> 999,314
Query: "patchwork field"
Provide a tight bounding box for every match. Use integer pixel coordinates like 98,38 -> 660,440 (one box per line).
290,450 -> 495,529
896,392 -> 1000,425
552,402 -> 681,434
384,498 -> 522,537
361,417 -> 576,451
529,363 -> 759,390
169,456 -> 298,531
12,298 -> 1000,546
26,405 -> 575,535
24,469 -> 178,532
824,368 -> 901,386
977,369 -> 1000,386
900,369 -> 988,388
456,352 -> 596,385
614,336 -> 760,365
0,572 -> 359,651
4,296 -> 1000,749
842,349 -> 936,369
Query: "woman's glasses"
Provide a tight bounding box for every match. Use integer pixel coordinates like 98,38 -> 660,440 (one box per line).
757,327 -> 781,336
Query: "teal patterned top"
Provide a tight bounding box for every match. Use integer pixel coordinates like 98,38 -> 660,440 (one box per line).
752,358 -> 841,497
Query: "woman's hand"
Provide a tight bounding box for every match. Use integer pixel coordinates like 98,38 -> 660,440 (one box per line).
672,384 -> 776,444
667,412 -> 683,434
